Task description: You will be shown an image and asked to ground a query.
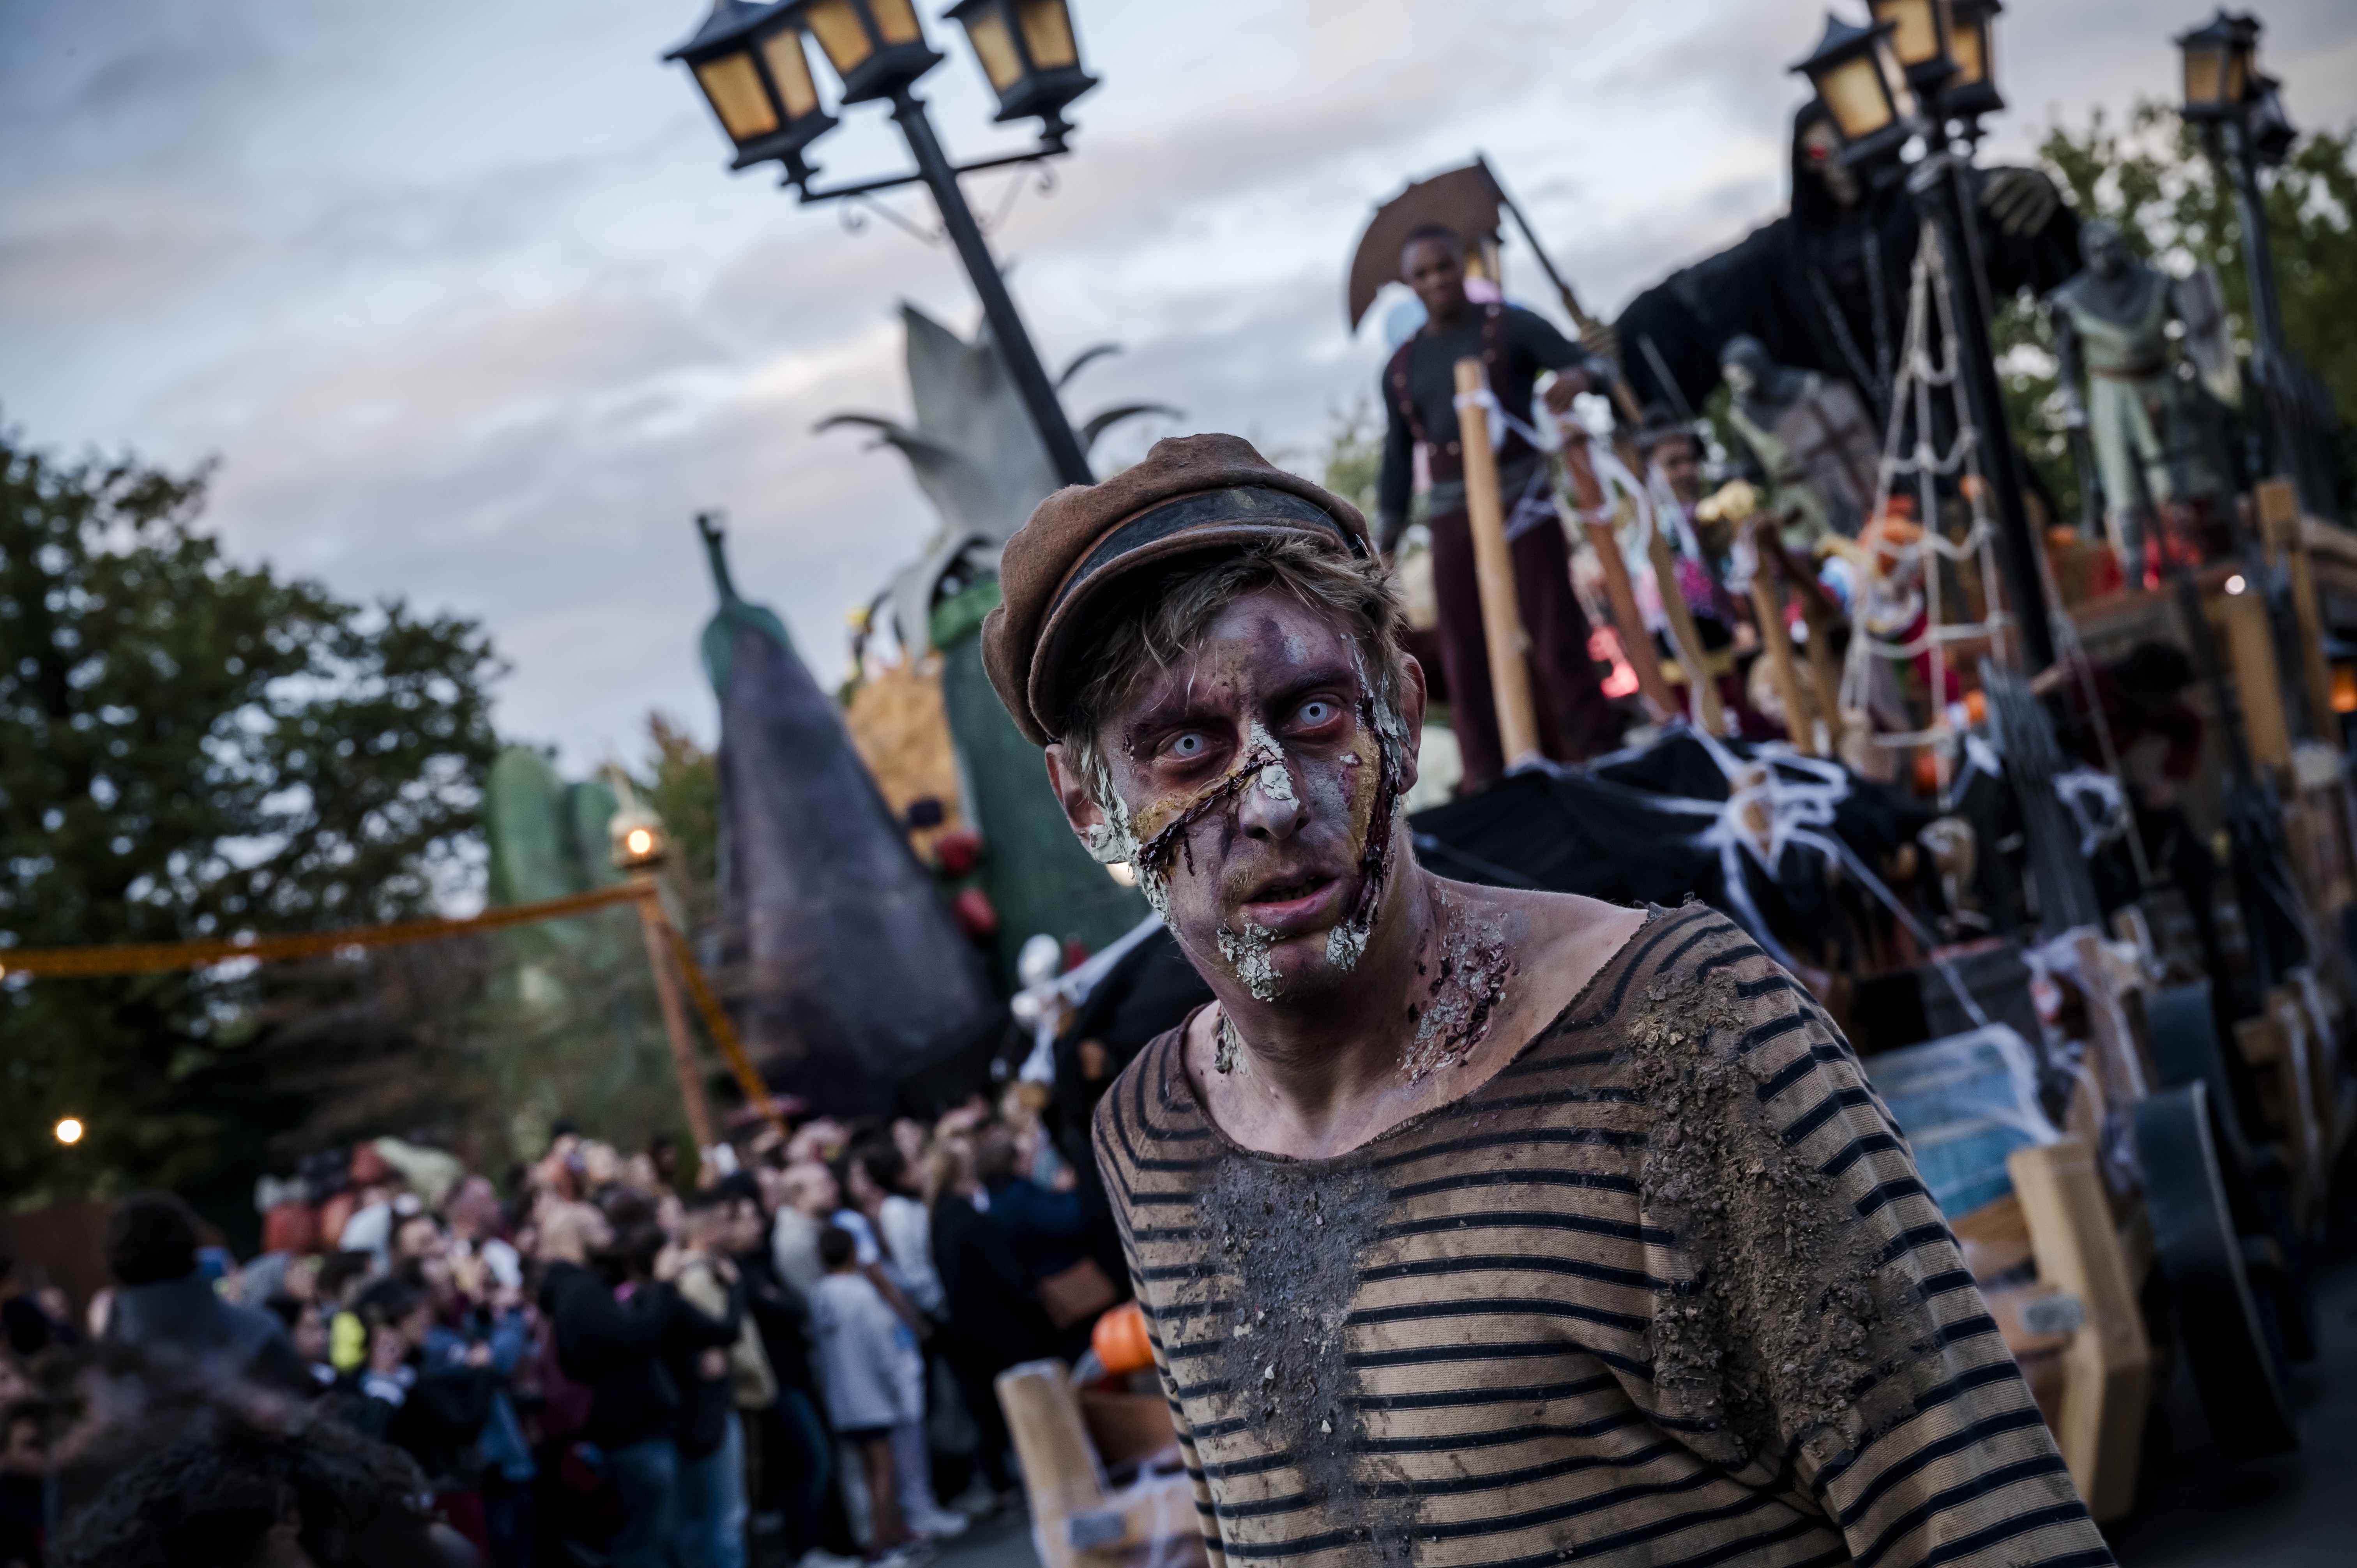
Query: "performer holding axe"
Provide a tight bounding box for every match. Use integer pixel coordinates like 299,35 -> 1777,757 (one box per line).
1375,224 -> 1624,791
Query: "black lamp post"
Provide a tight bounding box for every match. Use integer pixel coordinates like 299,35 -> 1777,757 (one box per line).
1942,0 -> 2005,124
1866,0 -> 1955,97
666,0 -> 1098,487
1792,9 -> 2056,671
2177,12 -> 2288,367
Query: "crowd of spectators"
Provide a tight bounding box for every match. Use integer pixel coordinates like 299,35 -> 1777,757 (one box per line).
0,1084 -> 1113,1568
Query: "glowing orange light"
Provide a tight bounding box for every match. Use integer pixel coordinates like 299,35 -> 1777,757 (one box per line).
1589,627 -> 1641,700
625,828 -> 656,857
2333,666 -> 2357,716
54,1118 -> 84,1145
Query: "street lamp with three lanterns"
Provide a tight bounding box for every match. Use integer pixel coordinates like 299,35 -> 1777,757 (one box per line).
664,0 -> 1099,485
1789,4 -> 2057,671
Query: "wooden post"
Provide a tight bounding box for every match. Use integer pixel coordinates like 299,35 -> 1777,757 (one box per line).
2260,477 -> 2338,742
1745,529 -> 1816,755
2006,1139 -> 2152,1522
1644,516 -> 1728,735
1455,357 -> 1542,769
633,881 -> 717,1157
1559,443 -> 1676,720
997,1360 -> 1109,1568
2215,587 -> 2294,771
660,922 -> 792,1141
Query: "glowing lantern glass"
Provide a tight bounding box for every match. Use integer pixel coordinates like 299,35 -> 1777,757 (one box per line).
945,0 -> 1098,126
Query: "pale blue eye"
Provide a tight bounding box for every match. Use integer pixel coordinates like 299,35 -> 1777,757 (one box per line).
1298,700 -> 1337,725
1171,733 -> 1206,758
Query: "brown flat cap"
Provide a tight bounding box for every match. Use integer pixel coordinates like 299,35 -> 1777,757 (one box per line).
982,433 -> 1371,746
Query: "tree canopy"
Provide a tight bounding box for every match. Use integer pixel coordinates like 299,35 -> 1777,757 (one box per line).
0,430 -> 502,1208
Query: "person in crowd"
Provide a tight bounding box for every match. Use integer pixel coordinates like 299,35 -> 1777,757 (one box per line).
425,1254 -> 537,1568
351,1276 -> 497,1546
770,1162 -> 837,1298
48,1404 -> 452,1568
1374,223 -> 1624,788
0,1366 -> 47,1568
806,1227 -> 921,1565
536,1202 -> 685,1568
925,1139 -> 1050,1506
0,1261 -> 72,1360
674,1181 -> 772,1568
263,1294 -> 339,1391
446,1176 -> 525,1296
842,1144 -> 965,1541
972,1126 -> 1086,1283
737,1171 -> 857,1568
846,1144 -> 942,1323
102,1190 -> 311,1393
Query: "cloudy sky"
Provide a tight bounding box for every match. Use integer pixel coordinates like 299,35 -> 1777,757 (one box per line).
6,0 -> 2353,773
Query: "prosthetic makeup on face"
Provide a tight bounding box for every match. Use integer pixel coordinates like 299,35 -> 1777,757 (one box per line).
1069,589 -> 1414,1008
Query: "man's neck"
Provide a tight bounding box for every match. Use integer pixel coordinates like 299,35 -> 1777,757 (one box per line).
1205,864 -> 1453,1140
1192,871 -> 1645,1159
1422,298 -> 1474,335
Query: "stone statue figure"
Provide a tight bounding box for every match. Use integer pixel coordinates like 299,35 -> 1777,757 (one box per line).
1719,334 -> 1882,539
2047,221 -> 2224,581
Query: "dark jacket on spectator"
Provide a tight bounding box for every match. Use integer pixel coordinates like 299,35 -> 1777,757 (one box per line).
539,1262 -> 682,1450
983,1177 -> 1088,1280
735,1245 -> 815,1396
932,1194 -> 1053,1373
664,1270 -> 748,1460
107,1273 -> 310,1392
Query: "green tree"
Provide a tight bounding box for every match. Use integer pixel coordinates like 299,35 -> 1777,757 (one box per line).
0,430 -> 502,1210
640,710 -> 720,934
1994,101 -> 2357,521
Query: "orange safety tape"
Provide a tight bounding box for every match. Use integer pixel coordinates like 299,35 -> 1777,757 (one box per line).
5,880 -> 793,1141
0,883 -> 650,980
659,920 -> 790,1139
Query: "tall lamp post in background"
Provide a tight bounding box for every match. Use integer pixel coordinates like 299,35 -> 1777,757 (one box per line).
1793,8 -> 2058,672
665,0 -> 1099,487
2177,11 -> 2334,518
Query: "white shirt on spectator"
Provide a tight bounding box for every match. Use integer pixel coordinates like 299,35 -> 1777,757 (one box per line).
807,1270 -> 922,1434
876,1194 -> 944,1318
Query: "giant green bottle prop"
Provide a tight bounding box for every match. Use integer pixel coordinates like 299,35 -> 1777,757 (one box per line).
700,516 -> 996,1114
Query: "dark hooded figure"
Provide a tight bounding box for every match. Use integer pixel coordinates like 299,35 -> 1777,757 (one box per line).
1618,102 -> 2080,431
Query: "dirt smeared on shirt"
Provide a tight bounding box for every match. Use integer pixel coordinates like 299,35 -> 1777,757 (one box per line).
1191,1150 -> 1413,1559
1627,966 -> 1912,1466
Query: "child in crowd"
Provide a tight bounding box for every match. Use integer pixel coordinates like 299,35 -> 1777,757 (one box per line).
806,1227 -> 922,1564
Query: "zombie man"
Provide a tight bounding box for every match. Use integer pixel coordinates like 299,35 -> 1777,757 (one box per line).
979,433 -> 2108,1567
1375,223 -> 1622,791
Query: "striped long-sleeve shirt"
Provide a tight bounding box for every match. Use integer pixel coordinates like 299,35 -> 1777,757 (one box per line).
1093,902 -> 2111,1568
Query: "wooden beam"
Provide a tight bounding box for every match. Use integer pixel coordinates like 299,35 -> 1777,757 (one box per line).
1745,532 -> 1816,755
997,1360 -> 1108,1568
1645,512 -> 1728,736
632,881 -> 716,1159
2006,1139 -> 2152,1522
1560,443 -> 1676,720
1454,357 -> 1542,768
2260,477 -> 2339,743
2214,588 -> 2293,771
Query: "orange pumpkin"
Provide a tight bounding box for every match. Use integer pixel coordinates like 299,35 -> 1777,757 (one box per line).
1092,1299 -> 1154,1376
